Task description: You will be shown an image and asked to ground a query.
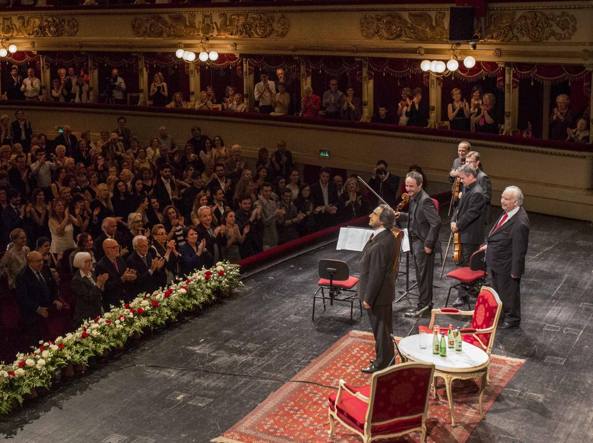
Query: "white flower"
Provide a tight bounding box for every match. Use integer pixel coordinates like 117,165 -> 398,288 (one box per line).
50,344 -> 59,352
34,349 -> 41,355
178,288 -> 187,294
0,370 -> 8,378
141,300 -> 149,307
15,368 -> 25,377
116,324 -> 123,329
115,320 -> 121,325
65,333 -> 74,341
36,359 -> 46,368
25,359 -> 35,367
216,265 -> 224,272
41,350 -> 50,359
91,330 -> 100,337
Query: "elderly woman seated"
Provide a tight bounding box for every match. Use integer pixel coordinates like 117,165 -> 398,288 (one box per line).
71,251 -> 109,327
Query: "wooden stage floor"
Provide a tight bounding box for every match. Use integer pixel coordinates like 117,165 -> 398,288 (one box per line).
1,212 -> 592,442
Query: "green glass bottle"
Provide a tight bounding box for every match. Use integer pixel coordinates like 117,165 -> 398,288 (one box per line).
432,326 -> 440,355
439,334 -> 447,357
447,324 -> 455,349
454,328 -> 463,352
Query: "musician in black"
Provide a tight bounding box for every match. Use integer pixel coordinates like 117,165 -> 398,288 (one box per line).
450,164 -> 489,307
395,171 -> 441,317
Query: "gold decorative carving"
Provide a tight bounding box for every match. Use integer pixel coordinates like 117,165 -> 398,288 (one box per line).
484,11 -> 577,42
360,12 -> 447,41
0,16 -> 79,38
131,13 -> 289,39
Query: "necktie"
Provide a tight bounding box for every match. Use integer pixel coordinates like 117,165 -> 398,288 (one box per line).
36,271 -> 45,284
112,259 -> 119,273
493,213 -> 509,232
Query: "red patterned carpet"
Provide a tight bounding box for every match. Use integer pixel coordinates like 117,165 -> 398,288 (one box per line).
214,330 -> 525,443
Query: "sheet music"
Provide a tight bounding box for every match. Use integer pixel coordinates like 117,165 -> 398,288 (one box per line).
336,227 -> 374,251
401,228 -> 410,253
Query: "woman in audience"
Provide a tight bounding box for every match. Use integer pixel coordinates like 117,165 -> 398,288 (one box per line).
71,251 -> 108,328
134,147 -> 151,171
190,192 -> 210,226
447,87 -> 470,131
295,184 -> 316,234
146,196 -> 164,226
150,224 -> 180,283
212,135 -> 228,163
49,198 -> 76,257
567,118 -> 590,143
149,72 -> 169,107
473,92 -> 499,134
195,90 -> 214,111
163,205 -> 185,247
232,169 -> 254,206
50,79 -> 64,102
405,87 -> 428,127
340,87 -> 362,121
221,210 -> 244,264
69,232 -> 95,272
25,188 -> 50,241
271,82 -> 290,116
70,196 -> 90,237
338,176 -> 369,220
51,167 -> 68,199
0,228 -> 29,290
199,136 -> 215,172
112,179 -> 134,219
222,86 -> 236,111
300,86 -> 320,118
396,87 -> 412,126
179,226 -> 209,276
286,168 -> 301,201
166,91 -> 186,109
469,85 -> 483,131
255,165 -> 270,190
228,92 -> 247,113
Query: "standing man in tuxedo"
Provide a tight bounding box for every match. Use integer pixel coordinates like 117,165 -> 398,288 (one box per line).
95,238 -> 137,310
16,251 -> 62,344
359,204 -> 402,373
127,235 -> 166,297
396,171 -> 441,317
450,164 -> 489,307
485,186 -> 529,329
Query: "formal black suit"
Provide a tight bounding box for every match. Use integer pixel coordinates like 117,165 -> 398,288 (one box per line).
196,224 -> 221,268
15,266 -> 57,325
310,180 -> 339,228
53,133 -> 79,157
486,207 -> 529,325
452,181 -> 489,300
126,250 -> 166,296
359,228 -> 402,369
71,270 -> 104,327
95,256 -> 132,310
5,75 -> 24,100
10,119 -> 33,152
398,189 -> 441,309
153,177 -> 177,207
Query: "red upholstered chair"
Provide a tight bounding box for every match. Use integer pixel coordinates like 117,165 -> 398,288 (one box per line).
328,362 -> 435,442
444,247 -> 487,308
429,286 -> 503,354
313,259 -> 361,321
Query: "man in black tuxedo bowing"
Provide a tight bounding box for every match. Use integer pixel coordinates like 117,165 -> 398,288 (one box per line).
485,186 -> 529,329
450,164 -> 489,307
16,251 -> 63,344
359,204 -> 402,373
96,238 -> 137,311
396,171 -> 441,317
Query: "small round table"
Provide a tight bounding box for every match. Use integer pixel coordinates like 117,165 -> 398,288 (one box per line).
398,334 -> 490,426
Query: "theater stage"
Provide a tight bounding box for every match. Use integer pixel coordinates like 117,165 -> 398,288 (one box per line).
1,212 -> 592,442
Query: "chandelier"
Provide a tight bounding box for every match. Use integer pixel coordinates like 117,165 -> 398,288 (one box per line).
175,40 -> 219,63
0,39 -> 18,58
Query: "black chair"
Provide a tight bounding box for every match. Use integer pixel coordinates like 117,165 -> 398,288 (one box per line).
444,248 -> 487,309
312,259 -> 361,321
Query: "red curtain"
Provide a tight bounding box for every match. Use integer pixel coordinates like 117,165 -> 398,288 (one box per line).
307,56 -> 362,100
199,54 -> 243,103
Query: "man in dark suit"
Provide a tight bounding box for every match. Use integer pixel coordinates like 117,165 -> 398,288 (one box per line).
5,65 -> 24,101
466,151 -> 492,203
368,160 -> 400,207
396,171 -> 441,317
310,168 -> 338,227
15,251 -> 62,344
450,164 -> 489,306
485,186 -> 529,329
1,190 -> 24,249
153,164 -> 178,207
11,110 -> 33,152
95,238 -> 137,311
127,235 -> 166,297
94,217 -> 130,260
53,125 -> 79,158
359,204 -> 402,373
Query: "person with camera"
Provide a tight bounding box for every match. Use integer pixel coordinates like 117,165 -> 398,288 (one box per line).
368,160 -> 400,207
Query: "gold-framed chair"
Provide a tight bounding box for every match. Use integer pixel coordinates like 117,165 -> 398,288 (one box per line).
328,362 -> 435,443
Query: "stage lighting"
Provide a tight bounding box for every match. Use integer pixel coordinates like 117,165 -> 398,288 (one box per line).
463,56 -> 476,69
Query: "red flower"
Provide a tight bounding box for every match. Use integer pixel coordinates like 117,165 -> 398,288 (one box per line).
164,288 -> 173,298
151,300 -> 159,308
119,315 -> 125,321
137,308 -> 145,315
106,319 -> 112,325
58,343 -> 65,350
217,270 -> 225,277
8,371 -> 15,377
204,271 -> 212,281
81,331 -> 90,339
125,303 -> 130,309
17,360 -> 25,368
185,278 -> 192,284
39,344 -> 45,352
129,308 -> 136,315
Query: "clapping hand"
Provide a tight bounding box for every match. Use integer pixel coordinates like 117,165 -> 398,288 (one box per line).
96,273 -> 109,288
197,239 -> 206,255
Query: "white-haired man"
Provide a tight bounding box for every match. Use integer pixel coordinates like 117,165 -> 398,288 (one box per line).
127,235 -> 165,296
485,186 -> 530,329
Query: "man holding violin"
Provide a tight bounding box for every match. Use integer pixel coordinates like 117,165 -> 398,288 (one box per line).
395,171 -> 441,317
450,164 -> 489,307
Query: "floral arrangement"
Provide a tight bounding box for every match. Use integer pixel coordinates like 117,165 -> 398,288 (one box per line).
0,262 -> 241,415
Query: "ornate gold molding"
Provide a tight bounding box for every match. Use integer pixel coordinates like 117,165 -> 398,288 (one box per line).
360,12 -> 447,41
131,12 -> 289,39
0,16 -> 79,38
484,11 -> 577,42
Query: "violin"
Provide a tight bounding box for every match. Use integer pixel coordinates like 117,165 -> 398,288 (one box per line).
452,231 -> 462,264
451,177 -> 461,202
396,192 -> 410,212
